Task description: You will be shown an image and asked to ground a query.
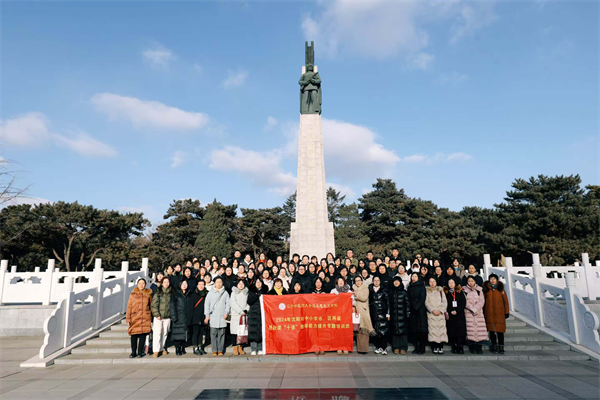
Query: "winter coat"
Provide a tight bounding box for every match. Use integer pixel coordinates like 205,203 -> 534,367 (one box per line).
425,286 -> 448,343
295,272 -> 314,293
407,280 -> 428,333
230,286 -> 250,335
204,287 -> 231,329
455,264 -> 466,279
187,288 -> 208,325
462,273 -> 483,288
151,286 -> 172,319
169,289 -> 190,342
388,283 -> 410,336
464,284 -> 487,342
368,284 -> 389,337
126,287 -> 153,336
169,272 -> 182,290
247,288 -> 266,343
433,274 -> 445,288
444,286 -> 467,338
395,273 -> 411,290
483,281 -> 510,333
352,283 -> 374,335
222,275 -> 237,294
267,287 -> 288,295
182,276 -> 197,293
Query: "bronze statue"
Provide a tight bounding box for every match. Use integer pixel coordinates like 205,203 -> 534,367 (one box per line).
299,41 -> 321,115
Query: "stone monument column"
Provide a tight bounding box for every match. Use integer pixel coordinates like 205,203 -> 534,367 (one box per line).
290,42 -> 335,260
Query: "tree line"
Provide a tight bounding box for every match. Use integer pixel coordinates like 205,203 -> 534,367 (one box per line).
0,174 -> 597,272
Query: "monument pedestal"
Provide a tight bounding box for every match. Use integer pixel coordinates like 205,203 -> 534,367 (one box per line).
289,114 -> 335,259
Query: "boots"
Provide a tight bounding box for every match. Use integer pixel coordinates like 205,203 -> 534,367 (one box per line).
175,345 -> 182,356
411,342 -> 420,354
239,346 -> 246,355
458,345 -> 464,354
193,346 -> 200,356
498,345 -> 505,354
233,345 -> 240,356
477,344 -> 483,354
490,344 -> 498,354
451,344 -> 457,354
181,345 -> 186,355
468,344 -> 475,354
418,342 -> 426,355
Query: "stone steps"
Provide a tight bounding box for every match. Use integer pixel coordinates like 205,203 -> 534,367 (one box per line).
71,341 -> 572,354
53,314 -> 589,364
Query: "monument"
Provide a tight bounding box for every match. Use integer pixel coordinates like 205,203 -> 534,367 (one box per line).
289,41 -> 335,260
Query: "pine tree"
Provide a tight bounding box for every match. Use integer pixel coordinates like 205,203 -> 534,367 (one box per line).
195,200 -> 237,259
335,203 -> 370,257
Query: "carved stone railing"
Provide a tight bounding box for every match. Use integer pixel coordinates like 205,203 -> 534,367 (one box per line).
483,254 -> 600,357
21,259 -> 149,366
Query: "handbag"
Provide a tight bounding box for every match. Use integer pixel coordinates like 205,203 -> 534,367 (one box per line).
236,315 -> 249,345
352,312 -> 361,332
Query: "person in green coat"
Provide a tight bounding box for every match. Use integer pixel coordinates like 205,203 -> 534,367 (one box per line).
151,277 -> 172,357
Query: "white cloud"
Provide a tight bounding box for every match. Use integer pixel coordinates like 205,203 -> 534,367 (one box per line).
222,69 -> 248,89
55,131 -> 118,158
302,1 -> 498,64
209,146 -> 297,196
434,72 -> 469,86
171,150 -> 189,169
407,52 -> 435,70
264,116 -> 278,131
1,112 -> 116,158
91,93 -> 209,131
327,182 -> 355,199
400,152 -> 473,164
142,46 -> 174,69
118,205 -> 162,226
0,112 -> 52,146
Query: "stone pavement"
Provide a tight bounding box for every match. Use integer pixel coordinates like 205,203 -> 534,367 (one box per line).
1,337 -> 598,400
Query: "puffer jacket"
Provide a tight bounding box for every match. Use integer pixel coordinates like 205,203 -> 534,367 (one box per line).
464,284 -> 487,342
247,286 -> 268,343
204,286 -> 230,329
388,283 -> 410,336
444,286 -> 467,338
425,286 -> 448,343
169,289 -> 190,342
368,284 -> 389,337
407,280 -> 428,333
126,287 -> 153,336
483,281 -> 510,333
151,286 -> 172,319
230,286 -> 250,335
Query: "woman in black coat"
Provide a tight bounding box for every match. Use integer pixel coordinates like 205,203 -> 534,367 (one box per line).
432,266 -> 445,287
388,276 -> 410,355
368,276 -> 389,355
247,279 -> 268,355
222,266 -> 237,294
441,265 -> 461,288
182,267 -> 197,295
170,280 -> 191,356
444,279 -> 467,354
407,272 -> 428,355
187,280 -> 208,355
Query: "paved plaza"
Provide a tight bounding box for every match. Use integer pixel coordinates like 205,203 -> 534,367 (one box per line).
0,336 -> 598,400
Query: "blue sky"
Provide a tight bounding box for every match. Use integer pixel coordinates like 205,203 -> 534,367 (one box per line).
1,1 -> 598,226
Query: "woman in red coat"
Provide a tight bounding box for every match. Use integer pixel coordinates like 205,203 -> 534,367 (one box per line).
483,273 -> 510,354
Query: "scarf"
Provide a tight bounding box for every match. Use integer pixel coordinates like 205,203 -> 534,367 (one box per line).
490,283 -> 498,290
274,286 -> 284,295
449,287 -> 455,293
335,284 -> 350,293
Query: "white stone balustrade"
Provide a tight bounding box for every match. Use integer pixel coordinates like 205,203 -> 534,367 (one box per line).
483,253 -> 600,357
0,258 -> 153,305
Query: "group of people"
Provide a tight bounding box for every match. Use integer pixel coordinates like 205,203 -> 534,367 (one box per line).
125,249 -> 510,358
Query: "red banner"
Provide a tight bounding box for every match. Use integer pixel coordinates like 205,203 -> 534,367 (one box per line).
261,293 -> 353,354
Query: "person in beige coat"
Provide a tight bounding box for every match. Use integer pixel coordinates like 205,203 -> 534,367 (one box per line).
352,275 -> 375,354
425,277 -> 448,354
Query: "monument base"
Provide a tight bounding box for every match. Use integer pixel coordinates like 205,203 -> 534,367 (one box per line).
290,221 -> 335,260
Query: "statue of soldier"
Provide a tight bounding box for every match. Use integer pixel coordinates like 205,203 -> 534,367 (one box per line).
299,64 -> 321,115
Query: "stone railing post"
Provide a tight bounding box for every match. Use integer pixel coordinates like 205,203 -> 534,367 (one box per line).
121,261 -> 129,314
582,253 -> 598,300
564,272 -> 580,344
93,265 -> 104,329
10,265 -> 17,273
43,259 -> 55,305
62,277 -> 75,348
141,258 -> 149,280
483,254 -> 491,279
0,260 -> 8,306
504,257 -> 515,312
532,254 -> 544,326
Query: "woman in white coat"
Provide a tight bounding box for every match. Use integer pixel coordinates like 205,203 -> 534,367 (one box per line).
230,279 -> 249,356
425,276 -> 448,354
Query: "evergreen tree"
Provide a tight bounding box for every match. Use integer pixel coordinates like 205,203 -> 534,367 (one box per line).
194,200 -> 237,260
335,203 -> 370,257
234,207 -> 287,260
326,186 -> 346,226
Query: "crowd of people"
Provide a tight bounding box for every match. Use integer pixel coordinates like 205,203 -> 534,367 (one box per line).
125,249 -> 510,358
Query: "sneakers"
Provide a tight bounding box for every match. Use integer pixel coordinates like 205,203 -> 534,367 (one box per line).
337,350 -> 343,355
374,348 -> 382,354
400,350 -> 406,355
251,351 -> 257,356
438,348 -> 444,355
498,346 -> 505,354
433,348 -> 439,354
129,353 -> 136,358
212,352 -> 217,357
258,351 -> 264,355
381,349 -> 387,355
218,352 -> 224,356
